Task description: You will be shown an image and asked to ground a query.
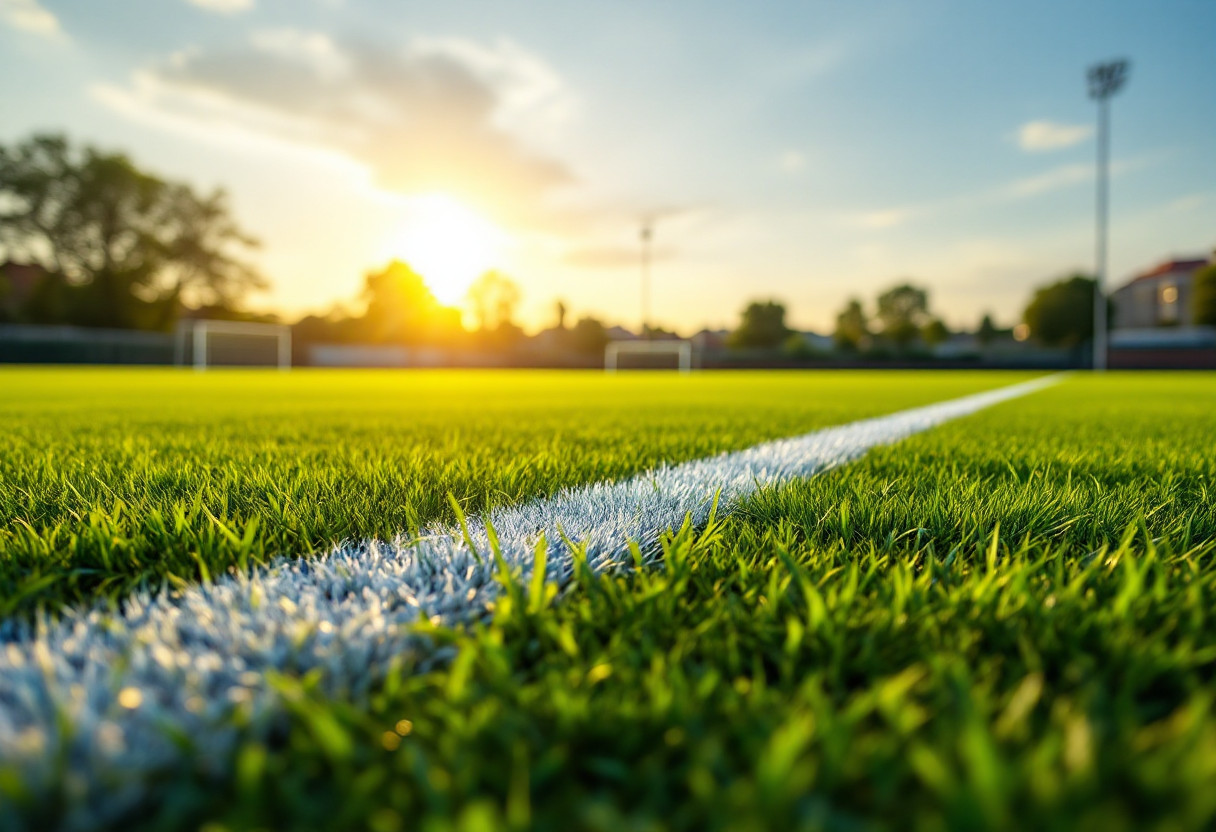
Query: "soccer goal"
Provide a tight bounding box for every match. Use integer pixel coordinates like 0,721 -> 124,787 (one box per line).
604,339 -> 694,373
175,319 -> 292,371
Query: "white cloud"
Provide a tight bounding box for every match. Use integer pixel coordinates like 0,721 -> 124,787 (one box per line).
1017,120 -> 1093,152
409,37 -> 576,132
97,32 -> 578,224
0,0 -> 62,38
185,0 -> 255,13
248,29 -> 349,79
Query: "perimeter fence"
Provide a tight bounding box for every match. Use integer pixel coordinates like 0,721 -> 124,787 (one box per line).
0,324 -> 174,365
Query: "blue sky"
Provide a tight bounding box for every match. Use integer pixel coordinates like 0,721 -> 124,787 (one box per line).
2,0 -> 1213,332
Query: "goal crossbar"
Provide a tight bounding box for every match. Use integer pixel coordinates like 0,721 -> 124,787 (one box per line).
604,339 -> 693,373
175,319 -> 292,371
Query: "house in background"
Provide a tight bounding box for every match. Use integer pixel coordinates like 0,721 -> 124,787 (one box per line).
1108,255 -> 1215,369
0,260 -> 51,319
1111,257 -> 1209,328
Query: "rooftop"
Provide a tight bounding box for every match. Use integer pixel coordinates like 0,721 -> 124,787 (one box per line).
1124,257 -> 1209,286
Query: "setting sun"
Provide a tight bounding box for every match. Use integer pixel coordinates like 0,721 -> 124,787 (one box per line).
386,195 -> 508,306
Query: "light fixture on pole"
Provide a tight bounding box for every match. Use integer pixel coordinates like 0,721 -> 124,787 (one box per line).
1087,58 -> 1130,371
640,219 -> 654,340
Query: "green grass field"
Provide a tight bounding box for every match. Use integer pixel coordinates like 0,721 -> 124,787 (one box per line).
0,368 -> 1025,617
2,369 -> 1215,831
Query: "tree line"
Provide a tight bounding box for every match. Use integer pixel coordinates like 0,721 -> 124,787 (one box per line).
730,285 -> 963,356
0,132 -> 618,355
4,132 -> 1214,350
733,263 -> 1216,358
0,134 -> 264,329
292,261 -> 617,356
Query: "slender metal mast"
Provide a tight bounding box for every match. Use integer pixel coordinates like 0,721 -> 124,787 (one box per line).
640,220 -> 653,339
1087,59 -> 1130,371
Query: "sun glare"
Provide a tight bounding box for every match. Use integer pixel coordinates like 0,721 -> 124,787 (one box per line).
387,195 -> 508,306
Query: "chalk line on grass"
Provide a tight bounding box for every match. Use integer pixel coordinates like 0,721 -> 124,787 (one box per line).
0,374 -> 1060,826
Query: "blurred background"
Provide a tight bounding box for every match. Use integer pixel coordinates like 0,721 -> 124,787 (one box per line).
1,0 -> 1213,369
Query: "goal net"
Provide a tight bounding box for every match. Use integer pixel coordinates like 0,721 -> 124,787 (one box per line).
604,340 -> 694,373
175,320 -> 292,370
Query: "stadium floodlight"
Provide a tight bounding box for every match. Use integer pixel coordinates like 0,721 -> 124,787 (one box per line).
175,319 -> 292,371
1087,58 -> 1130,372
605,339 -> 693,373
640,219 -> 654,339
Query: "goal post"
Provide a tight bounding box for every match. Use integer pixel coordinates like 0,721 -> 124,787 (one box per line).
175,319 -> 292,371
604,339 -> 694,373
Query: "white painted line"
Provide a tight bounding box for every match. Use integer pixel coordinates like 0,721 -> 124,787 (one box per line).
0,375 -> 1060,825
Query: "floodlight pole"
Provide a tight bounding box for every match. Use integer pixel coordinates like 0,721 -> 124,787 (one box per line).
640,220 -> 653,340
1088,59 -> 1129,372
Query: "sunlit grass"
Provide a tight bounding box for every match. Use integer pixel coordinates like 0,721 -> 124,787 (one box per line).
47,372 -> 1209,832
0,368 -> 1023,617
5,370 -> 1216,831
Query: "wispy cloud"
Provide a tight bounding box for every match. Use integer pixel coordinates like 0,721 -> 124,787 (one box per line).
1167,193 -> 1207,213
764,38 -> 853,85
184,0 -> 255,14
1017,120 -> 1092,152
847,159 -> 1115,229
0,0 -> 63,39
95,32 -> 578,226
1001,162 -> 1091,197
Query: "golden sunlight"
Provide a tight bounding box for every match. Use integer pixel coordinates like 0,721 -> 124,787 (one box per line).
387,194 -> 508,306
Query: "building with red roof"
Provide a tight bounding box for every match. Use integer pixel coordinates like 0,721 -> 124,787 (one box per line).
1111,257 -> 1209,329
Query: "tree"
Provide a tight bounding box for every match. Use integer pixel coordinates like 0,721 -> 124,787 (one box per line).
728,300 -> 791,349
360,260 -> 461,344
1193,261 -> 1216,326
570,316 -> 609,354
783,332 -> 822,358
554,299 -> 568,330
922,318 -> 950,347
833,299 -> 869,351
466,270 -> 524,350
1022,274 -> 1096,347
0,133 -> 264,329
466,270 -> 522,332
876,283 -> 929,348
977,313 -> 998,345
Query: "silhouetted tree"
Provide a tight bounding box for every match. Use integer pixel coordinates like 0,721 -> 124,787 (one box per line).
1193,260 -> 1216,326
876,283 -> 930,347
570,316 -> 609,354
554,299 -> 568,330
833,299 -> 868,351
783,333 -> 822,358
467,270 -> 521,332
728,300 -> 791,349
361,260 -> 462,344
1022,274 -> 1096,347
0,133 -> 264,329
922,318 -> 949,347
977,313 -> 998,345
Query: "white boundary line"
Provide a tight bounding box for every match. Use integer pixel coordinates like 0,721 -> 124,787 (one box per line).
0,375 -> 1061,825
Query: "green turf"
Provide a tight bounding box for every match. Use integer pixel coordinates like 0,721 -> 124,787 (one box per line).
0,368 -> 1026,617
6,370 -> 1216,832
66,372 -> 1210,832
